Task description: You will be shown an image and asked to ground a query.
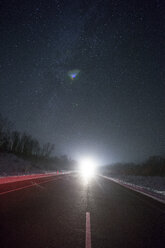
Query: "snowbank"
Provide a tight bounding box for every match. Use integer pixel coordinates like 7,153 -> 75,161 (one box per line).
0,152 -> 42,176
103,175 -> 165,203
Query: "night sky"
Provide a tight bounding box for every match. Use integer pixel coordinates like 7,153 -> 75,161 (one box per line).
0,0 -> 165,164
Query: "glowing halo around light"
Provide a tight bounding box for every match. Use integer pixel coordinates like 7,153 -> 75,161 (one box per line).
79,157 -> 97,180
68,69 -> 80,80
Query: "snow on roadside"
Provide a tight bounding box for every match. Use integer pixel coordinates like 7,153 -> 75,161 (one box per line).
106,175 -> 165,202
0,152 -> 43,176
0,153 -> 70,184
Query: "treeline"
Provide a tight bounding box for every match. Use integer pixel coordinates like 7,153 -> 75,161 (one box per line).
0,114 -> 76,171
101,156 -> 165,176
0,114 -> 54,158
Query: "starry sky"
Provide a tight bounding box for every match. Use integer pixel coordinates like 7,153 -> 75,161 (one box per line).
0,0 -> 165,164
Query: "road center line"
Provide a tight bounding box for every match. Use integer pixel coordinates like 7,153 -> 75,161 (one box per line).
86,212 -> 91,248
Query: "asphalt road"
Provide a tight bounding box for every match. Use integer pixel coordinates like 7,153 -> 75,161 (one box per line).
0,174 -> 164,248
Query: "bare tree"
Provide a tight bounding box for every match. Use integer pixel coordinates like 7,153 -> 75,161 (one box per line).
42,142 -> 55,158
0,114 -> 13,152
11,131 -> 20,153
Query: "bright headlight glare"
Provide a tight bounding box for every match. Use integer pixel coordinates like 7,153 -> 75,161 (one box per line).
79,157 -> 97,179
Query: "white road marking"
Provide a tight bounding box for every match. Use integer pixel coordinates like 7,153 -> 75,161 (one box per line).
100,175 -> 165,204
86,212 -> 91,248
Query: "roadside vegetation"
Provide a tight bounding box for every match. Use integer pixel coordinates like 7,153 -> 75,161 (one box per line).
1,113 -> 164,176
101,156 -> 165,177
0,113 -> 76,174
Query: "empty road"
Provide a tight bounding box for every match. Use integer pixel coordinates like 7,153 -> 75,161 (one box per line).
0,173 -> 164,248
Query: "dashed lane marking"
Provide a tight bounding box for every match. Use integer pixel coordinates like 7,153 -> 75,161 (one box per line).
86,212 -> 91,248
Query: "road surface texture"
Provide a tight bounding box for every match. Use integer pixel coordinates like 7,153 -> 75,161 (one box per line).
0,173 -> 164,248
